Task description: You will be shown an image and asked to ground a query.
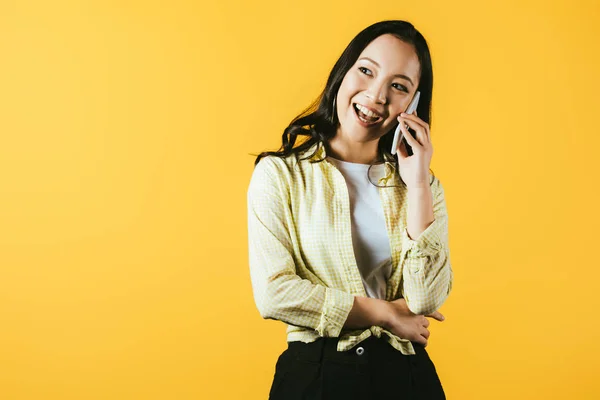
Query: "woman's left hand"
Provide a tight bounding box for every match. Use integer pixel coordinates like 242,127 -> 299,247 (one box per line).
395,110 -> 433,189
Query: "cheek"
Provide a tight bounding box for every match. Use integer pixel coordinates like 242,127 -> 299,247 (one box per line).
346,73 -> 365,93
390,98 -> 411,119
339,72 -> 364,100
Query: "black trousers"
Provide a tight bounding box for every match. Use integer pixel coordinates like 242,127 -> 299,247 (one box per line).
269,335 -> 446,400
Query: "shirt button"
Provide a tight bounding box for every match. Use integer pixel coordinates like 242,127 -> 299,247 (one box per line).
355,346 -> 365,356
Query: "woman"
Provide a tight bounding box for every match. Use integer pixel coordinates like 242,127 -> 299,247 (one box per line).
247,20 -> 453,399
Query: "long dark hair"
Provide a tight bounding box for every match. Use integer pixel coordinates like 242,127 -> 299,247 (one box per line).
251,20 -> 435,187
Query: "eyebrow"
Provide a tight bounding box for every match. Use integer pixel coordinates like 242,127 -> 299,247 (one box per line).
358,57 -> 414,86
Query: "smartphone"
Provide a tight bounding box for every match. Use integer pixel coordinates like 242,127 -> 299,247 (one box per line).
391,91 -> 420,155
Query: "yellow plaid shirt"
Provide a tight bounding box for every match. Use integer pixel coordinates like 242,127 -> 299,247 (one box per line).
247,141 -> 453,355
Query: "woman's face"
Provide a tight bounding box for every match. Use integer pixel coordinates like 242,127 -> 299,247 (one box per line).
335,34 -> 421,143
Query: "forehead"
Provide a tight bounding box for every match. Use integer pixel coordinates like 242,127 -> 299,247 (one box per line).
358,34 -> 420,80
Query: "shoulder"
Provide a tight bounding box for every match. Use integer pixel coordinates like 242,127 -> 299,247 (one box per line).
248,153 -> 299,198
252,154 -> 295,181
253,143 -> 321,178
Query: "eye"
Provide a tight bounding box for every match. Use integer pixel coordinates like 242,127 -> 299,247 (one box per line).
392,83 -> 409,93
358,66 -> 372,76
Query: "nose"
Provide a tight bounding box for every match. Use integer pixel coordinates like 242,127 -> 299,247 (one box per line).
365,82 -> 387,104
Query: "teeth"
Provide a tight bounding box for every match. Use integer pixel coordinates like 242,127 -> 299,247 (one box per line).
356,104 -> 380,119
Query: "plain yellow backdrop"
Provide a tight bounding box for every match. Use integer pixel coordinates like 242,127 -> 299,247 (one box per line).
1,0 -> 599,399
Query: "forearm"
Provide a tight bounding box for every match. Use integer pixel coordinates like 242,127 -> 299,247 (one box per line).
406,185 -> 435,240
401,250 -> 453,315
401,177 -> 453,315
253,272 -> 356,337
343,295 -> 389,330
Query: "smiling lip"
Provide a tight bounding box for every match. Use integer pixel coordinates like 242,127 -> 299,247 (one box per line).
355,103 -> 384,119
352,103 -> 383,127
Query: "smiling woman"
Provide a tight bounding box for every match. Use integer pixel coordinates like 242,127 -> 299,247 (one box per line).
248,20 -> 452,400
336,38 -> 421,142
254,21 -> 434,174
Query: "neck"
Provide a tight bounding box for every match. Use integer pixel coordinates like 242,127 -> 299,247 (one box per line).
327,134 -> 383,164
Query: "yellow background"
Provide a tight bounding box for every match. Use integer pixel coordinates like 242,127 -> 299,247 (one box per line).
1,0 -> 599,399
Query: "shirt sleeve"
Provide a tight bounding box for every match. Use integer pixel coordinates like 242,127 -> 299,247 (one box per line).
247,157 -> 355,337
400,176 -> 453,315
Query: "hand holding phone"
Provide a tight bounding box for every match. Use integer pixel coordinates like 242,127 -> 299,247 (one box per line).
391,91 -> 420,155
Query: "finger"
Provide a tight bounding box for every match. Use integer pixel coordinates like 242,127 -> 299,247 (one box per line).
401,117 -> 428,147
401,112 -> 428,130
397,117 -> 422,150
423,318 -> 430,328
396,134 -> 409,160
402,121 -> 423,154
426,311 -> 445,321
421,328 -> 430,339
402,112 -> 430,143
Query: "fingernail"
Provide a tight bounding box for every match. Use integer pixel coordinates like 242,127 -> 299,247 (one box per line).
400,112 -> 406,116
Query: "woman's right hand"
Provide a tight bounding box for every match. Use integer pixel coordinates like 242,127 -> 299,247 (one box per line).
382,298 -> 445,347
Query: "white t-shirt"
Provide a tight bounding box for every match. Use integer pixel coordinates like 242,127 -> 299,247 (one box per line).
326,156 -> 393,299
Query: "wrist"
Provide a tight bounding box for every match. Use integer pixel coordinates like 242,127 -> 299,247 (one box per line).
375,299 -> 391,329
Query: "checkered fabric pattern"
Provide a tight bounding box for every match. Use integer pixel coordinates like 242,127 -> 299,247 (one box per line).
247,141 -> 453,355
